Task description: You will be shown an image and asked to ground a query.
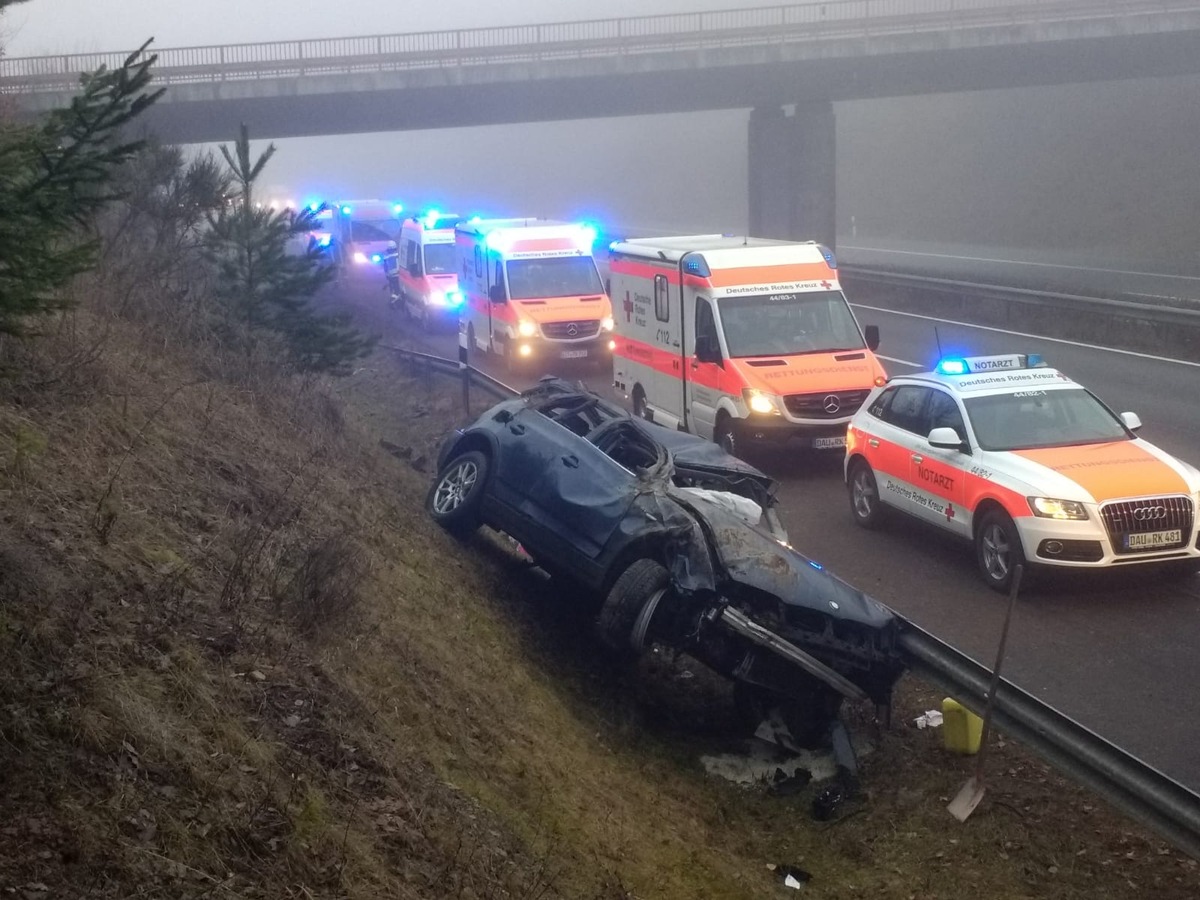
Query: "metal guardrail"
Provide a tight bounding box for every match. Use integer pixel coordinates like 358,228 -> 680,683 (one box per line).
390,342 -> 1200,859
4,0 -> 1199,92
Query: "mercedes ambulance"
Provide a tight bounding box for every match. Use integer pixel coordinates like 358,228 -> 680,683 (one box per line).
396,210 -> 465,330
608,235 -> 886,455
333,199 -> 404,273
456,218 -> 615,370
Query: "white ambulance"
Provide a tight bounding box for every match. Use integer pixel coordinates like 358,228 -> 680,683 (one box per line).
608,235 -> 886,455
396,210 -> 465,330
456,218 -> 615,371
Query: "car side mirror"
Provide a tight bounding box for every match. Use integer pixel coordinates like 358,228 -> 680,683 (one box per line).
695,334 -> 722,365
488,283 -> 507,304
604,276 -> 611,296
928,426 -> 967,451
864,324 -> 880,351
1120,411 -> 1142,432
407,262 -> 420,277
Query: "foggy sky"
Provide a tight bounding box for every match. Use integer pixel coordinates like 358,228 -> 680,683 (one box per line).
5,1 -> 1199,263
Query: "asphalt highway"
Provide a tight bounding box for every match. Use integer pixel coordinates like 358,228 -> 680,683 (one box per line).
338,271 -> 1200,794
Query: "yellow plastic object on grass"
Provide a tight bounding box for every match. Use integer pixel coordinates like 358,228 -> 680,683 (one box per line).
942,698 -> 983,755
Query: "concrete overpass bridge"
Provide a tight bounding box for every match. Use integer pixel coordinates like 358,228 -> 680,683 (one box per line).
4,0 -> 1200,244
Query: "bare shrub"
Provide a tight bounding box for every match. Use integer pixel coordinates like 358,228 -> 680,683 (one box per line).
275,534 -> 368,636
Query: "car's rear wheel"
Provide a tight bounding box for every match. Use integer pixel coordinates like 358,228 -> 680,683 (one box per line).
632,386 -> 649,420
847,459 -> 886,529
426,451 -> 489,538
597,558 -> 669,656
975,508 -> 1025,592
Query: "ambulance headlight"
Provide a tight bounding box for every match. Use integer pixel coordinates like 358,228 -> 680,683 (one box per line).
1028,497 -> 1088,520
429,290 -> 446,306
601,316 -> 614,331
353,252 -> 369,264
742,388 -> 780,416
445,290 -> 465,308
518,320 -> 538,338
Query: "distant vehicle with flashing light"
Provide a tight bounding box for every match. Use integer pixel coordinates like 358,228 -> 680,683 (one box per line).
608,235 -> 886,457
333,200 -> 404,273
456,218 -> 615,371
396,210 -> 466,330
845,353 -> 1200,590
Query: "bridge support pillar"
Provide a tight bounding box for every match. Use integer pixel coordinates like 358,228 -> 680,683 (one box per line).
747,102 -> 836,246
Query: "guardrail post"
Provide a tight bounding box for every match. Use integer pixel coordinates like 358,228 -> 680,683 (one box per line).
459,321 -> 471,414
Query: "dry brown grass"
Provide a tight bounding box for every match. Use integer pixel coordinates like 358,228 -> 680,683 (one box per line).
0,279 -> 1198,898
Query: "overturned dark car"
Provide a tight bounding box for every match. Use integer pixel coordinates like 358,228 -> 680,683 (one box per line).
426,378 -> 905,744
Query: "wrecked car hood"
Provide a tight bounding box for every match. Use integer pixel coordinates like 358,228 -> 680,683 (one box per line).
672,490 -> 897,630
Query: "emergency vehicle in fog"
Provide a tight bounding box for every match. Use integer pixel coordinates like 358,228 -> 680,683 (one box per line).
845,353 -> 1200,591
608,235 -> 886,455
456,219 -> 615,370
334,199 -> 404,271
396,210 -> 464,330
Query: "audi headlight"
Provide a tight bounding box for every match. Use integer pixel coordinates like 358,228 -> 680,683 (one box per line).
742,388 -> 780,416
1028,497 -> 1088,520
518,320 -> 538,338
601,315 -> 614,331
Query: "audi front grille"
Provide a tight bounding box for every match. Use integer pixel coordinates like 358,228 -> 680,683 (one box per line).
541,320 -> 600,340
783,389 -> 870,419
1100,495 -> 1193,554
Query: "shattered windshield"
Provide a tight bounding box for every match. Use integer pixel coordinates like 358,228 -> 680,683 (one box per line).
507,256 -> 604,300
718,290 -> 865,357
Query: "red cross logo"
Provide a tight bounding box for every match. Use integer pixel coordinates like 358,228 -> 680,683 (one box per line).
623,291 -> 634,322
945,503 -> 956,523
820,280 -> 832,290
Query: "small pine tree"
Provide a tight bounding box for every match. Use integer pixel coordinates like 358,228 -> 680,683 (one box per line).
0,40 -> 164,334
204,125 -> 374,376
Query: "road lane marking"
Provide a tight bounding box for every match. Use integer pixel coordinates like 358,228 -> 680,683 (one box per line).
851,304 -> 1200,369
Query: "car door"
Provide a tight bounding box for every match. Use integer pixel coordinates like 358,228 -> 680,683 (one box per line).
686,296 -> 722,439
860,384 -> 930,519
522,416 -> 637,561
906,388 -> 969,536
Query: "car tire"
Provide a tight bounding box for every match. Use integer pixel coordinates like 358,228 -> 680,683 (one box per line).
713,414 -> 737,457
426,450 -> 489,538
975,508 -> 1026,593
847,459 -> 886,529
632,386 -> 649,420
597,558 -> 669,656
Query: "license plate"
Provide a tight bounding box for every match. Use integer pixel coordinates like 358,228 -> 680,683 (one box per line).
561,349 -> 589,359
1125,529 -> 1182,550
812,436 -> 846,450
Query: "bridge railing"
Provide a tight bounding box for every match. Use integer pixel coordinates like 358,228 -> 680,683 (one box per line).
3,0 -> 1199,92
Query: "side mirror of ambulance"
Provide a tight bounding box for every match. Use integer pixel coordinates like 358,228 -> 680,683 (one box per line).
864,324 -> 880,351
488,284 -> 508,304
1120,411 -> 1143,432
407,262 -> 421,277
604,277 -> 612,295
927,427 -> 968,452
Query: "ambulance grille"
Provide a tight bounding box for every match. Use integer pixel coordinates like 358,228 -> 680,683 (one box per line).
541,320 -> 600,340
1100,495 -> 1193,554
783,389 -> 870,419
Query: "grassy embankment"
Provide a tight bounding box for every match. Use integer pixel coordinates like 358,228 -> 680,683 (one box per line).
1,276 -> 1198,898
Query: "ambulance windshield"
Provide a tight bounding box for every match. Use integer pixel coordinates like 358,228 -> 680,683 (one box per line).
964,388 -> 1129,451
718,291 -> 864,357
424,243 -> 456,275
507,257 -> 604,300
350,220 -> 398,242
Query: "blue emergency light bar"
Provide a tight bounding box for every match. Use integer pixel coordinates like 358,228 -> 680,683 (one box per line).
935,354 -> 1046,376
